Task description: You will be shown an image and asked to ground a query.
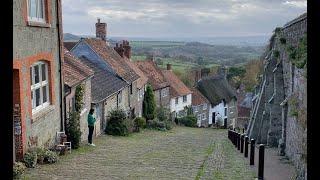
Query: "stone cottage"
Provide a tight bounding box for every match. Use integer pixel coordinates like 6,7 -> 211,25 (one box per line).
197,75 -> 238,128
162,64 -> 192,118
13,0 -> 65,160
190,87 -> 210,127
247,12 -> 307,179
135,60 -> 171,109
63,48 -> 94,141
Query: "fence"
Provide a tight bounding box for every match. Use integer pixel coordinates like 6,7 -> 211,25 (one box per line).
228,128 -> 265,180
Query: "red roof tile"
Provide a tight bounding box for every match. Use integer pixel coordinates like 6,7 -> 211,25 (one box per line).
191,87 -> 210,105
63,47 -> 94,87
162,69 -> 192,98
123,57 -> 148,89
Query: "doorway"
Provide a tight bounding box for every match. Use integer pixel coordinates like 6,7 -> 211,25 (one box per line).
224,118 -> 227,128
212,112 -> 216,124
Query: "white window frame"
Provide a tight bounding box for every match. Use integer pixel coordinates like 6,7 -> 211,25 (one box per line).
162,88 -> 167,97
31,61 -> 50,114
183,95 -> 187,102
197,114 -> 201,121
201,113 -> 206,120
194,106 -> 198,113
203,103 -> 207,110
27,0 -> 46,23
175,97 -> 179,105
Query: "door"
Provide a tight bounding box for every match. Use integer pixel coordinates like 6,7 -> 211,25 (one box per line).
212,112 -> 216,124
224,118 -> 227,128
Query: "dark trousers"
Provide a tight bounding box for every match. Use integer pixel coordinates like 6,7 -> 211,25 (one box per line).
88,126 -> 94,144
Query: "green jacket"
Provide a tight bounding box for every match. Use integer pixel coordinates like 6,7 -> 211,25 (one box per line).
87,113 -> 96,126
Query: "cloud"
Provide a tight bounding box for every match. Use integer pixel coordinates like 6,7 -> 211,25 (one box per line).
62,0 -> 307,37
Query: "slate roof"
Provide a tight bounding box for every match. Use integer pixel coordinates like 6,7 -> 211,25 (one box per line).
63,48 -> 94,88
162,69 -> 192,98
197,75 -> 237,106
64,41 -> 78,51
134,60 -> 169,90
77,55 -> 128,103
190,87 -> 210,106
83,38 -> 139,83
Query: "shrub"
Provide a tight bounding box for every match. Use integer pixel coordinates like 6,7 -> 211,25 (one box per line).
143,85 -> 156,120
66,111 -> 81,149
124,118 -> 135,133
157,107 -> 170,122
23,151 -> 37,168
105,109 -> 129,136
43,150 -> 58,164
13,162 -> 26,179
134,117 -> 146,130
147,119 -> 166,131
164,120 -> 174,130
35,148 -> 46,164
179,115 -> 197,127
280,37 -> 286,44
273,50 -> 280,59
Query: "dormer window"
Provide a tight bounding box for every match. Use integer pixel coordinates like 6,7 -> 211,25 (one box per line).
27,0 -> 45,23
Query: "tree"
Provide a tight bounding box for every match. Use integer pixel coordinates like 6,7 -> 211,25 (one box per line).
143,85 -> 156,120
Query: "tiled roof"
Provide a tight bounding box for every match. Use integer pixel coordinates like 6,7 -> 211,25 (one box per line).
238,106 -> 251,118
123,57 -> 148,89
191,87 -> 209,106
83,38 -> 139,83
63,48 -> 94,87
134,60 -> 169,90
197,75 -> 237,106
78,55 -> 128,103
162,69 -> 192,98
64,41 -> 78,51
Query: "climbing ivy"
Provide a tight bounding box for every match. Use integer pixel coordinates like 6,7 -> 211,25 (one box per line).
75,84 -> 85,112
285,34 -> 307,69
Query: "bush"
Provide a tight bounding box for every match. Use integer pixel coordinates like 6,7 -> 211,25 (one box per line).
43,150 -> 58,164
157,107 -> 170,122
66,111 -> 81,149
143,85 -> 156,120
13,162 -> 26,179
164,120 -> 174,130
273,50 -> 280,59
123,118 -> 135,133
280,37 -> 286,44
179,115 -> 197,127
134,117 -> 146,129
23,151 -> 37,168
35,148 -> 46,164
147,119 -> 166,131
105,109 -> 129,136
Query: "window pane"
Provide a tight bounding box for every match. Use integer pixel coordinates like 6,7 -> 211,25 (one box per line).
29,0 -> 37,18
41,64 -> 46,81
35,88 -> 40,106
38,0 -> 44,19
30,67 -> 33,85
34,65 -> 39,83
31,91 -> 34,108
42,86 -> 47,103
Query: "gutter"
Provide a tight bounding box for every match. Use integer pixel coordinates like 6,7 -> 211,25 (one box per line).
56,0 -> 65,132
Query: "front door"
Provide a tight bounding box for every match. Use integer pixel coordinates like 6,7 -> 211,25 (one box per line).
212,112 -> 216,124
224,118 -> 227,128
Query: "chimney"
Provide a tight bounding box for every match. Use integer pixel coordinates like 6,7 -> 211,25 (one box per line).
95,18 -> 107,42
123,40 -> 132,59
167,64 -> 172,70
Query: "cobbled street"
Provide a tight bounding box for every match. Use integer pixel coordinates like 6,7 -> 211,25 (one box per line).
22,127 -> 255,180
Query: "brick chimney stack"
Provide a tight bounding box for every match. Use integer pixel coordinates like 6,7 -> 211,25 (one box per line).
123,40 -> 131,59
95,18 -> 107,42
167,64 -> 172,70
195,69 -> 201,83
114,43 -> 124,57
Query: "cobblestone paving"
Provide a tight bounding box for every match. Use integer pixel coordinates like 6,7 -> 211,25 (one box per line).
22,127 -> 255,180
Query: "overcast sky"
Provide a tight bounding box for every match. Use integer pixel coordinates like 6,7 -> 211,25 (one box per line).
62,0 -> 307,38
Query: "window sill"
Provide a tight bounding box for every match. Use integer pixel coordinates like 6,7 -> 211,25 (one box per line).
27,21 -> 51,28
31,105 -> 55,123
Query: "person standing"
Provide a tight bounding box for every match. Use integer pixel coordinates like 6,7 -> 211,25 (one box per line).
87,109 -> 96,146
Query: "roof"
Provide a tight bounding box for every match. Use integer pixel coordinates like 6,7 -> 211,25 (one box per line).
162,69 -> 192,98
64,41 -> 78,51
123,57 -> 148,89
283,12 -> 307,28
63,48 -> 94,87
77,55 -> 128,103
191,87 -> 210,106
239,92 -> 253,108
197,75 -> 237,106
134,60 -> 169,90
83,38 -> 139,83
238,106 -> 251,118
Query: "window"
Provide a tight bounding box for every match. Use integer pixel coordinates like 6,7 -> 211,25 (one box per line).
30,61 -> 49,113
118,91 -> 122,104
27,0 -> 46,22
201,113 -> 206,120
183,95 -> 187,102
194,106 -> 198,112
175,97 -> 179,104
203,104 -> 207,110
162,88 -> 167,97
197,114 -> 201,121
130,83 -> 133,95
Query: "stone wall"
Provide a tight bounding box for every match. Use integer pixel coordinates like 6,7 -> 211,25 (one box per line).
154,87 -> 171,109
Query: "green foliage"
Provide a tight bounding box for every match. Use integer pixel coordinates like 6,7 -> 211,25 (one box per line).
123,118 -> 135,133
280,37 -> 286,44
43,150 -> 58,164
66,111 -> 81,149
147,119 -> 166,131
143,85 -> 156,120
134,117 -> 146,129
35,147 -> 46,164
227,66 -> 246,80
23,151 -> 37,168
164,120 -> 174,130
288,96 -> 299,117
274,27 -> 282,34
273,50 -> 280,59
178,115 -> 197,127
13,162 -> 26,178
75,84 -> 85,112
286,34 -> 307,69
157,107 -> 170,122
105,109 -> 129,136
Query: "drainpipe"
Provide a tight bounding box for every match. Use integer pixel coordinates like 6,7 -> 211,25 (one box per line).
56,0 -> 65,131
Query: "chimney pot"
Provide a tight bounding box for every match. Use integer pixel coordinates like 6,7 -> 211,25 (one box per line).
167,64 -> 172,70
97,18 -> 100,23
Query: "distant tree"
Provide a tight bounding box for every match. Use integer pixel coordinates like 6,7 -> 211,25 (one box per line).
143,85 -> 156,120
242,60 -> 263,91
197,56 -> 205,65
227,66 -> 246,80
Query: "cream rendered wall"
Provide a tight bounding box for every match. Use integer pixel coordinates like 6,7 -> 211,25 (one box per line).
170,94 -> 192,113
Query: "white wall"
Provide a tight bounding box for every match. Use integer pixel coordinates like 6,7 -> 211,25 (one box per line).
208,100 -> 228,125
170,94 -> 192,113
